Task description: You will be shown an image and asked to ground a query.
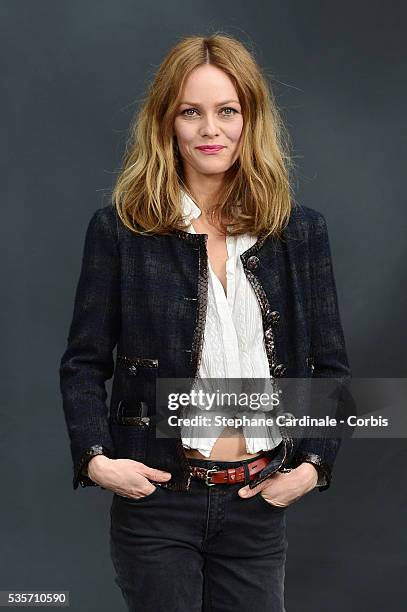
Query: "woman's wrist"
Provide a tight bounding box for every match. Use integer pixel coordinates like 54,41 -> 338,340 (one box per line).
87,455 -> 112,484
292,462 -> 319,491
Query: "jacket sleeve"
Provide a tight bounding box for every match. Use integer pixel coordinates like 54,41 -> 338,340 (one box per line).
59,207 -> 121,490
288,212 -> 352,492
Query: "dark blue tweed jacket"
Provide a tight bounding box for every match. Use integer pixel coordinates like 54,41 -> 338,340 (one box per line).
59,201 -> 351,492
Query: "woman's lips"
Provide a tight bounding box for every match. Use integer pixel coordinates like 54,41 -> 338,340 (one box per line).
196,145 -> 225,154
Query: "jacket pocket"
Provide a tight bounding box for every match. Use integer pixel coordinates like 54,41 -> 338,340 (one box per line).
112,354 -> 159,421
115,399 -> 150,426
109,354 -> 159,463
116,353 -> 159,376
110,418 -> 150,463
110,399 -> 152,463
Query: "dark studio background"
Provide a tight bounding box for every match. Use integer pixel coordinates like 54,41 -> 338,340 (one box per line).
1,1 -> 406,610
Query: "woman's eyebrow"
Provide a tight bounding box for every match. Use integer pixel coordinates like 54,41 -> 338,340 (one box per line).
179,99 -> 241,106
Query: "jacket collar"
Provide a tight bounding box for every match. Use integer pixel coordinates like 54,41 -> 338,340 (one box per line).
176,188 -> 269,256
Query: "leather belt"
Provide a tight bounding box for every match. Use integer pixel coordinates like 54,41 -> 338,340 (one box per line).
190,455 -> 273,486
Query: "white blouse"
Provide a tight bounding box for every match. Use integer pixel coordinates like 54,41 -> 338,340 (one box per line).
179,190 -> 282,457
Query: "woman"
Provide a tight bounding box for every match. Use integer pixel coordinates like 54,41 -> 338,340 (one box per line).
59,34 -> 351,612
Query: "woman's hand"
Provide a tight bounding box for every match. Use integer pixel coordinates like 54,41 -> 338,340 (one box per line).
87,456 -> 172,499
238,463 -> 319,508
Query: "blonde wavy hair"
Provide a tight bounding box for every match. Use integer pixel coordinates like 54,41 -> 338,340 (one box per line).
112,33 -> 295,238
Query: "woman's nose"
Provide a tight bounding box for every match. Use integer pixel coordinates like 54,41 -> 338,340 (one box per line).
200,114 -> 219,137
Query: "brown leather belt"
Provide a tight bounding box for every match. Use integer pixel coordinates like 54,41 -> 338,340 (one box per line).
189,455 -> 273,486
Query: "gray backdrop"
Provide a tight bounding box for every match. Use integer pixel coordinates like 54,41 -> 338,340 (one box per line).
1,1 -> 406,610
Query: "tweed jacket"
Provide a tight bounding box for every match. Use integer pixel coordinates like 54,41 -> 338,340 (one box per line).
59,201 -> 351,493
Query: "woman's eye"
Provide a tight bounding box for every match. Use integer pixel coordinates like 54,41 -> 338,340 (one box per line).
182,108 -> 198,116
181,107 -> 238,117
220,107 -> 238,116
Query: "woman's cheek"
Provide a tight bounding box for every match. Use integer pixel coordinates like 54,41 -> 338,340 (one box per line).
226,118 -> 244,143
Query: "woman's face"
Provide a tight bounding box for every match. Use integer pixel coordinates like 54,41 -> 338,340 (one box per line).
173,64 -> 243,180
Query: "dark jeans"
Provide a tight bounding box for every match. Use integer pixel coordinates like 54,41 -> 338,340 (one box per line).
109,451 -> 288,612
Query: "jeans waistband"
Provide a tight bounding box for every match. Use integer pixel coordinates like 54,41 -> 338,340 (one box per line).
186,442 -> 283,470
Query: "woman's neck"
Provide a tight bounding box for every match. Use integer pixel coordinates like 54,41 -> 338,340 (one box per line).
182,170 -> 225,212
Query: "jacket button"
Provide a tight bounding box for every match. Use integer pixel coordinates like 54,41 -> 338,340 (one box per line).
265,310 -> 280,325
270,310 -> 280,324
272,363 -> 287,377
127,365 -> 138,376
246,255 -> 259,271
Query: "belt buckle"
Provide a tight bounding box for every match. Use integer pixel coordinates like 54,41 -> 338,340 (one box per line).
205,466 -> 219,486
